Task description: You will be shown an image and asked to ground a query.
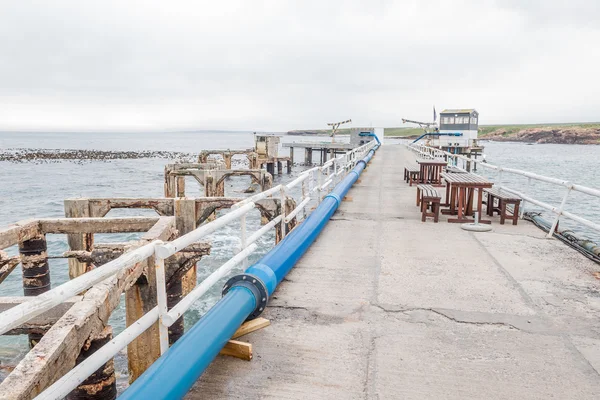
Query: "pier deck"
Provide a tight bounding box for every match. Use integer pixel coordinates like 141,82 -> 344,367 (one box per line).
190,145 -> 600,399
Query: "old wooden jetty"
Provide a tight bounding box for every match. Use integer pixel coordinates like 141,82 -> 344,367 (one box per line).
2,137 -> 600,399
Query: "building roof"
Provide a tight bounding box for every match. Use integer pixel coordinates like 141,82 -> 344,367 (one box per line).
440,109 -> 477,114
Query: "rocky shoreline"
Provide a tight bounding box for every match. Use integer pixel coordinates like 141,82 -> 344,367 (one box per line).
0,148 -> 199,164
482,127 -> 600,144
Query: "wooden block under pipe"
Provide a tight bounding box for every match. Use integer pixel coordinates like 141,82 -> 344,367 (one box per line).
232,317 -> 271,339
220,340 -> 252,360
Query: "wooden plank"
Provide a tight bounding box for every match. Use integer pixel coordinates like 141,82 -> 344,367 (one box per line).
0,252 -> 20,284
219,340 -> 252,361
141,216 -> 177,241
0,220 -> 40,250
0,225 -> 21,249
87,198 -> 175,218
40,216 -> 160,234
0,297 -> 81,335
231,317 -> 270,339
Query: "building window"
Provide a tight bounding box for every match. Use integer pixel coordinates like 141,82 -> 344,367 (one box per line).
470,116 -> 478,125
443,116 -> 454,124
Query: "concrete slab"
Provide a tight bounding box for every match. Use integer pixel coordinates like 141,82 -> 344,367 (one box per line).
189,144 -> 600,399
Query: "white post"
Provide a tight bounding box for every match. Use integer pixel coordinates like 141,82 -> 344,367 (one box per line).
317,167 -> 322,204
520,177 -> 532,219
547,187 -> 572,238
301,179 -> 307,220
280,186 -> 286,239
240,213 -> 247,268
154,253 -> 170,354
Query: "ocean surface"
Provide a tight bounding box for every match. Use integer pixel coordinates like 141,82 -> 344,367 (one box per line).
1,132 -> 599,389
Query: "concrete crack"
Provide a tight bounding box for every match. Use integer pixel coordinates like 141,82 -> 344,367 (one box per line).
373,304 -> 521,330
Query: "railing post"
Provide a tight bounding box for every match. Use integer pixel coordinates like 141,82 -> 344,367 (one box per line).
547,187 -> 572,238
520,177 -> 532,219
301,179 -> 307,220
317,167 -> 322,204
154,251 -> 170,354
280,186 -> 287,239
240,213 -> 248,268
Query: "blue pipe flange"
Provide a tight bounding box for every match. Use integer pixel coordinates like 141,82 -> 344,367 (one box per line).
222,274 -> 268,320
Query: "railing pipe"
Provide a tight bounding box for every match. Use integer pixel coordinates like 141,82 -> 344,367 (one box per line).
231,186 -> 281,209
284,197 -> 311,223
247,216 -> 283,246
157,203 -> 254,258
0,240 -> 158,336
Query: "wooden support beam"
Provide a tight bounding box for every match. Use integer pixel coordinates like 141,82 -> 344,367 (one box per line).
0,251 -> 20,285
0,297 -> 81,335
0,220 -> 40,250
40,217 -> 160,234
219,340 -> 252,361
231,318 -> 270,339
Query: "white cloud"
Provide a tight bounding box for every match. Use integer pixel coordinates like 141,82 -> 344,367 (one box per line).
0,0 -> 598,131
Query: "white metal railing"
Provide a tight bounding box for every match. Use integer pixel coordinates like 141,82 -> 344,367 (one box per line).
17,139 -> 378,400
407,142 -> 600,238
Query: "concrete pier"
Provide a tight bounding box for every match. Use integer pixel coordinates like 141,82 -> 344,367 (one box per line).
189,144 -> 600,399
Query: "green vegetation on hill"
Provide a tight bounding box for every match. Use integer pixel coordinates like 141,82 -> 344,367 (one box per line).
384,123 -> 600,138
478,123 -> 600,137
383,127 -> 424,137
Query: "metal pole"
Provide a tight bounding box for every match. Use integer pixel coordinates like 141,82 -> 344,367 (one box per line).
280,186 -> 286,240
240,214 -> 247,268
155,253 -> 170,354
547,187 -> 572,238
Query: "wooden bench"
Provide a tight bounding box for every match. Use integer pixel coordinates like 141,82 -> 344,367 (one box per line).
483,188 -> 522,225
404,165 -> 420,186
416,184 -> 441,222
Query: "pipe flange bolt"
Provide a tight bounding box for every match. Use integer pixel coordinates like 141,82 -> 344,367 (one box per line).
222,274 -> 269,321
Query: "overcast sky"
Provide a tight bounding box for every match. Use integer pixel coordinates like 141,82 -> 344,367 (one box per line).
0,0 -> 598,132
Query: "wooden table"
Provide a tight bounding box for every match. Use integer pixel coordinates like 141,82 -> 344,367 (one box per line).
445,166 -> 467,174
440,172 -> 493,223
416,159 -> 448,186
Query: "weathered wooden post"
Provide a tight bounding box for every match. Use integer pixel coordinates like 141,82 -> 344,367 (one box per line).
67,326 -> 117,400
224,151 -> 232,169
167,198 -> 197,344
164,166 -> 176,198
176,176 -> 186,197
289,147 -> 294,163
277,161 -> 282,175
65,199 -> 93,279
19,233 -> 50,348
125,253 -> 161,382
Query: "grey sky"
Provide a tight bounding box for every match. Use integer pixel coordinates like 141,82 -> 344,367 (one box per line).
0,0 -> 598,131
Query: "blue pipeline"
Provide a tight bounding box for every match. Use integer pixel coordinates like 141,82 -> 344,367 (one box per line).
358,132 -> 381,145
120,145 -> 379,400
412,132 -> 462,144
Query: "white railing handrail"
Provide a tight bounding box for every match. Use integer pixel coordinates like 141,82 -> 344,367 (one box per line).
27,138 -> 378,400
0,240 -> 158,336
156,203 -> 255,258
407,142 -> 600,237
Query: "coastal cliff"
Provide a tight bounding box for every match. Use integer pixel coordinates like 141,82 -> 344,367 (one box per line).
480,125 -> 600,144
